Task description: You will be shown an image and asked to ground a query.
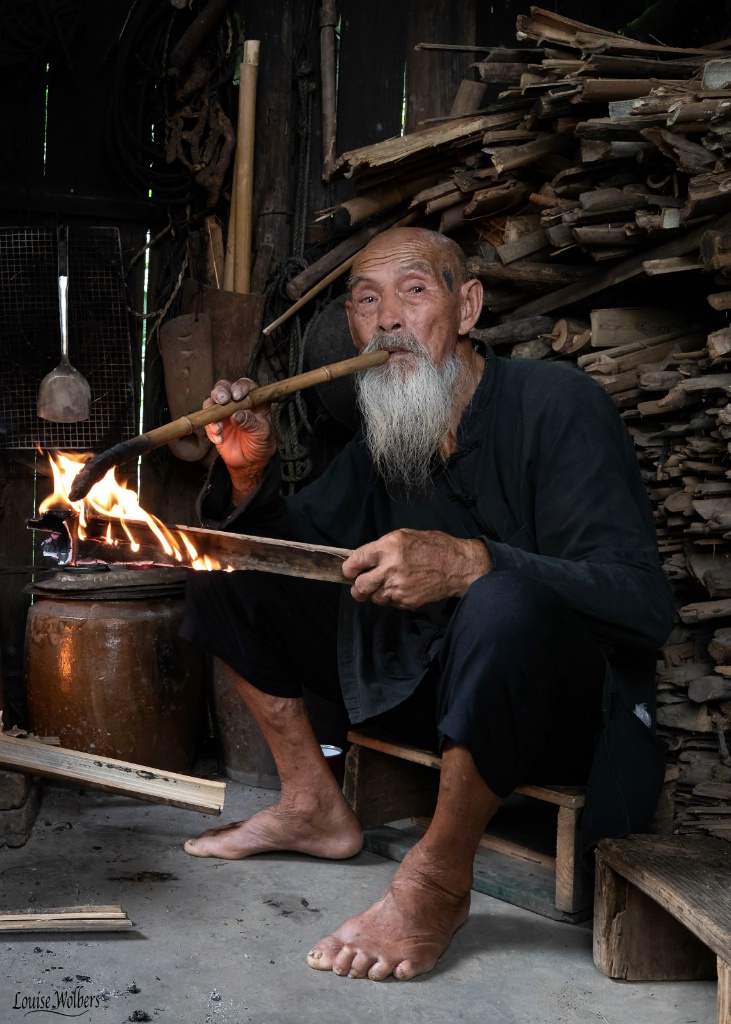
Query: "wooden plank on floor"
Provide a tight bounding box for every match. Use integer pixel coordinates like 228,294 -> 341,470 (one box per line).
0,734 -> 225,815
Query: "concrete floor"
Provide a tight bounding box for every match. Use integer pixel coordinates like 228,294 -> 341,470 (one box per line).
0,776 -> 717,1024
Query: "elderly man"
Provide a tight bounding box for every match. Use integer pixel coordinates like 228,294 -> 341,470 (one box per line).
181,227 -> 675,981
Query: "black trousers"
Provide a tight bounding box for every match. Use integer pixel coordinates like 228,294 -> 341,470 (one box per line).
182,569 -> 606,799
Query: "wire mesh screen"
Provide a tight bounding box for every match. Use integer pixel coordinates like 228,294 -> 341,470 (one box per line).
0,226 -> 136,450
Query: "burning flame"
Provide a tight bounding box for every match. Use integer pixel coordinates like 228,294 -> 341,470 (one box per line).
39,452 -> 234,571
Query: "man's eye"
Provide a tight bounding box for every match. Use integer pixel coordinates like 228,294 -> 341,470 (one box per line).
410,285 -> 423,293
359,295 -> 375,304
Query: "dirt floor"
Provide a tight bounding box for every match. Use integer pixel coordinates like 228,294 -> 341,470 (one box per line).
0,777 -> 717,1024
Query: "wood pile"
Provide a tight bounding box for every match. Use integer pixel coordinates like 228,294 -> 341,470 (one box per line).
293,7 -> 731,836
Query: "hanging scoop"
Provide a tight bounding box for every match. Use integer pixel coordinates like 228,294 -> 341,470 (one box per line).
37,224 -> 91,422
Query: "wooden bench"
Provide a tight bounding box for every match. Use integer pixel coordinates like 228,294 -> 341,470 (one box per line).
344,730 -> 677,925
594,834 -> 731,1024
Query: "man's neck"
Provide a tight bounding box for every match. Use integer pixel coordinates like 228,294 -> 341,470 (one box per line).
440,343 -> 485,460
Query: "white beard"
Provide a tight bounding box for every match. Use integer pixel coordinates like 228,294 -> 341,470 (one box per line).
355,333 -> 464,494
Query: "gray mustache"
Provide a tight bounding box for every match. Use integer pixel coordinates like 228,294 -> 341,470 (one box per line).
363,333 -> 426,357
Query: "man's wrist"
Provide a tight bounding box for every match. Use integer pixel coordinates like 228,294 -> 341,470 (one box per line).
229,465 -> 267,506
464,537 -> 492,582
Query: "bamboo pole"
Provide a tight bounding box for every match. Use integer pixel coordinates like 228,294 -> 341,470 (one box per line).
233,40 -> 260,294
320,0 -> 338,179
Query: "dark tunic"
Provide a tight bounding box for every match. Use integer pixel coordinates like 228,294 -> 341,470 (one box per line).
199,345 -> 676,727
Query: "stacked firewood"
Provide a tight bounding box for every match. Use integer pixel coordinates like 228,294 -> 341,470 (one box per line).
289,8 -> 731,835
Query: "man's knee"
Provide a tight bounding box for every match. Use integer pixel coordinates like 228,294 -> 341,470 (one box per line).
454,570 -> 564,643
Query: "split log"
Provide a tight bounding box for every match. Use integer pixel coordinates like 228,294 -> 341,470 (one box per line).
509,212 -> 731,318
549,317 -> 591,355
511,338 -> 552,359
688,677 -> 731,703
466,259 -> 593,289
585,307 -> 696,348
641,128 -> 717,174
470,316 -> 557,347
496,228 -> 548,265
707,292 -> 731,311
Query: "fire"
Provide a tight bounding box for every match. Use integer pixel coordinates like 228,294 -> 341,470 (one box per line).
39,452 -> 234,571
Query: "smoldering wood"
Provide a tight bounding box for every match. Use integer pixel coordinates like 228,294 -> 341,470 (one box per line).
30,514 -> 352,584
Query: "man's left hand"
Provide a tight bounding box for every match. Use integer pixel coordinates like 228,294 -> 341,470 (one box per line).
342,529 -> 491,610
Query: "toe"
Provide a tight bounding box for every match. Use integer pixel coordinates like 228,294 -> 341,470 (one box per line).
332,945 -> 358,977
367,958 -> 397,982
347,951 -> 379,979
306,936 -> 342,971
393,958 -> 433,981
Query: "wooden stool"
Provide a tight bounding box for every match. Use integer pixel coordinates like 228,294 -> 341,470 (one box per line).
594,834 -> 731,1024
344,730 -> 595,923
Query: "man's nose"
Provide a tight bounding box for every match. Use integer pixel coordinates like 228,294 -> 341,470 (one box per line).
377,294 -> 402,333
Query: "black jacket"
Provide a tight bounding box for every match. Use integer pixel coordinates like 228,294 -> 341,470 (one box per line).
200,346 -> 676,848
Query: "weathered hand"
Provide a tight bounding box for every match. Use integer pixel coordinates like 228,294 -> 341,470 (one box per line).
342,529 -> 491,610
204,378 -> 277,501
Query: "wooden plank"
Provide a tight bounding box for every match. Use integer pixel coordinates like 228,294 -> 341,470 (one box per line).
347,731 -> 586,807
555,805 -> 593,914
597,835 -> 731,962
0,918 -> 133,933
0,905 -> 125,922
0,735 -> 225,815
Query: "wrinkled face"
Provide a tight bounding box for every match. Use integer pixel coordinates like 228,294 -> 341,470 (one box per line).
345,229 -> 475,369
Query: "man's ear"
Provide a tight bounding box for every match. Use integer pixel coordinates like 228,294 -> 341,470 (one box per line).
457,278 -> 483,336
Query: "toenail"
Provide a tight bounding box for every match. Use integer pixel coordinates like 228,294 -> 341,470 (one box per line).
307,949 -> 320,959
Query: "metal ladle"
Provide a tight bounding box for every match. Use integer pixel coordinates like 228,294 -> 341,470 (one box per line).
37,225 -> 91,422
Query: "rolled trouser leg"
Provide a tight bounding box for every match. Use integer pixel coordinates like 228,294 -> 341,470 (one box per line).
434,571 -> 606,797
181,569 -> 343,701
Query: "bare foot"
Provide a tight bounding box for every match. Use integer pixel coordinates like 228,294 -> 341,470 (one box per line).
183,790 -> 363,861
306,842 -> 471,981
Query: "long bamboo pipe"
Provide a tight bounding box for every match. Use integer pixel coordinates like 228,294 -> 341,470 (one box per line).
67,350 -> 389,501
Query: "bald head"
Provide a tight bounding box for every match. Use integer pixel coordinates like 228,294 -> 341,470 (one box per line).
348,227 -> 469,297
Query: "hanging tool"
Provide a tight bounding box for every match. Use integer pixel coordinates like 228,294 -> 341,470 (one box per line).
37,225 -> 92,423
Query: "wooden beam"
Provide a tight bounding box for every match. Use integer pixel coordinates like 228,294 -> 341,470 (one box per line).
0,734 -> 225,815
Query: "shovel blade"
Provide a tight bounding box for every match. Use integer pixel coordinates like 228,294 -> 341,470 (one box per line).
37,363 -> 91,422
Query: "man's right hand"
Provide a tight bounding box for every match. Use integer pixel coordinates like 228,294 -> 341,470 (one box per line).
204,378 -> 277,504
